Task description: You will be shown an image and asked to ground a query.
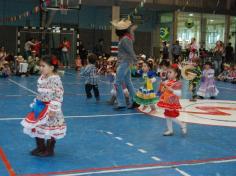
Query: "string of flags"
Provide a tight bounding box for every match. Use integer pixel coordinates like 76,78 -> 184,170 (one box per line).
0,0 -> 52,23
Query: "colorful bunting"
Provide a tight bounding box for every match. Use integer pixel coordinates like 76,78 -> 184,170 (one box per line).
0,0 -> 52,23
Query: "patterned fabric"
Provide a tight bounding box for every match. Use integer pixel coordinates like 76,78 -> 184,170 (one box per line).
189,43 -> 197,61
21,75 -> 66,140
80,64 -> 99,85
197,69 -> 219,97
157,80 -> 182,112
134,71 -> 158,105
189,66 -> 202,98
117,35 -> 137,65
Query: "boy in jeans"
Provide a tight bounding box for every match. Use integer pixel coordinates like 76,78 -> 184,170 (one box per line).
80,53 -> 100,101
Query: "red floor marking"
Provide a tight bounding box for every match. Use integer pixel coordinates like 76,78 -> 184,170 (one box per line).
0,147 -> 16,176
18,155 -> 236,176
181,106 -> 236,116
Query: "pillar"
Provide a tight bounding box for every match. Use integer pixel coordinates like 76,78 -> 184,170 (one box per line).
224,15 -> 230,45
152,14 -> 160,59
173,11 -> 178,43
111,6 -> 120,56
200,14 -> 207,48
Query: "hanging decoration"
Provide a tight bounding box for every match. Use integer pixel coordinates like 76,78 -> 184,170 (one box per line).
0,0 -> 52,23
185,19 -> 194,29
127,0 -> 146,23
160,27 -> 170,40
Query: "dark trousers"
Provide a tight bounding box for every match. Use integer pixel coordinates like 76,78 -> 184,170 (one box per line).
85,84 -> 100,99
191,82 -> 197,99
173,54 -> 180,63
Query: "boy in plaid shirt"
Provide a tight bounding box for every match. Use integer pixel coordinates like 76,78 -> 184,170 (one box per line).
80,54 -> 100,101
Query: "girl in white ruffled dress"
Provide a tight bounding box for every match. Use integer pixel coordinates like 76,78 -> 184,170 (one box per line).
21,55 -> 66,157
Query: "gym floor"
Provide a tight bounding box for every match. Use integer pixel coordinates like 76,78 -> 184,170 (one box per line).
0,70 -> 236,176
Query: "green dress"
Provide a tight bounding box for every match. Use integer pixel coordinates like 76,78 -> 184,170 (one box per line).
134,71 -> 159,105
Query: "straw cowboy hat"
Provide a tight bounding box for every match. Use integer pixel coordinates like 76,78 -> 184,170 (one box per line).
181,64 -> 197,81
107,56 -> 117,62
111,19 -> 132,30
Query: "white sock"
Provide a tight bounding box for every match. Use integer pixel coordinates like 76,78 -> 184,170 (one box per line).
166,118 -> 173,133
173,118 -> 186,129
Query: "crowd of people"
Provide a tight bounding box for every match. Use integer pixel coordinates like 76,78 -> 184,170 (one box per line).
1,18 -> 232,157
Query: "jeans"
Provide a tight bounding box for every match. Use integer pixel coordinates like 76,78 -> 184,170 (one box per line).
115,62 -> 136,107
214,59 -> 222,76
85,84 -> 100,99
61,52 -> 69,67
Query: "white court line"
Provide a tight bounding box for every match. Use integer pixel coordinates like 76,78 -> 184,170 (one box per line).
53,158 -> 236,176
101,130 -> 190,176
115,137 -> 123,141
126,142 -> 134,147
217,86 -> 236,91
175,168 -> 191,176
151,156 -> 161,161
106,131 -> 113,135
0,113 -> 143,121
138,149 -> 147,154
8,79 -> 37,95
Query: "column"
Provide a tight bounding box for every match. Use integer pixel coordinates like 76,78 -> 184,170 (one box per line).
111,6 -> 120,56
152,14 -> 160,59
224,15 -> 230,45
200,14 -> 207,48
173,11 -> 178,43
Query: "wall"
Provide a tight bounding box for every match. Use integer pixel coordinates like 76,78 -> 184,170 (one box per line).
0,0 -> 40,26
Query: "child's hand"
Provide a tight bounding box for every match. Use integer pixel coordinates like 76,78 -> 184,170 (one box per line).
163,83 -> 173,92
48,111 -> 56,118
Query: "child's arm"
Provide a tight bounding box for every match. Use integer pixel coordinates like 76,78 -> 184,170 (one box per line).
80,66 -> 90,77
164,82 -> 182,97
48,76 -> 64,117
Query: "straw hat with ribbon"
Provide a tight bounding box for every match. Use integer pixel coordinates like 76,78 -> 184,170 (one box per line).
111,19 -> 132,30
181,64 -> 197,81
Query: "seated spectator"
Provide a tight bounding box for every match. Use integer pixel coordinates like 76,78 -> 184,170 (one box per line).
227,64 -> 236,83
217,63 -> 230,81
0,61 -> 11,78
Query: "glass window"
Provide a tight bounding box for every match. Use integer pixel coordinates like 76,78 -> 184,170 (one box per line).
177,12 -> 201,49
204,14 -> 225,50
229,16 -> 236,52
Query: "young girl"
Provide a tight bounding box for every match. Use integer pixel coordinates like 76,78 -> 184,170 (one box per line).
217,63 -> 230,81
197,62 -> 219,99
227,64 -> 236,83
157,64 -> 187,136
21,55 -> 66,157
134,61 -> 158,113
157,60 -> 170,96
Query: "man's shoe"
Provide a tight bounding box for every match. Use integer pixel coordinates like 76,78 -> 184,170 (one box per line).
113,106 -> 126,111
127,102 -> 139,109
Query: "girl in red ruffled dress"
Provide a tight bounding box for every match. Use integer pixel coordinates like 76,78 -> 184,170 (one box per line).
157,64 -> 187,136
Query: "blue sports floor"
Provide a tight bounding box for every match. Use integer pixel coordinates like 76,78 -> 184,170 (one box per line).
0,70 -> 236,176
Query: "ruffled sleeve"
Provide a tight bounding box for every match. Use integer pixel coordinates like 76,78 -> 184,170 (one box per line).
48,76 -> 64,112
172,81 -> 182,97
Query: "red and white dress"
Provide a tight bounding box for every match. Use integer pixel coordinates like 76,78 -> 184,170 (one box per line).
21,75 -> 66,139
157,79 -> 182,118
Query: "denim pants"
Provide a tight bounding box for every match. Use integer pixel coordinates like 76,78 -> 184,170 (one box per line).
115,62 -> 135,107
62,52 -> 69,67
214,59 -> 222,76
